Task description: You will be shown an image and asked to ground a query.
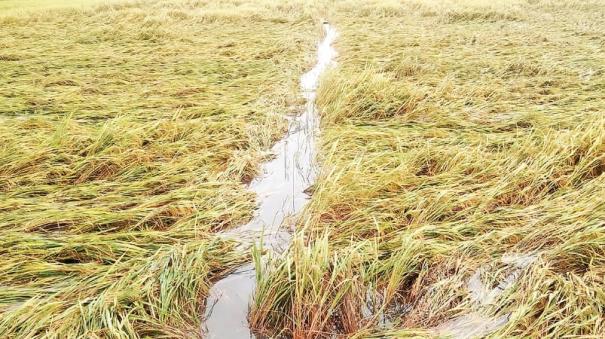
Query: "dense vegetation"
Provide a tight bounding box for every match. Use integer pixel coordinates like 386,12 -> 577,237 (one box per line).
252,0 -> 605,337
0,0 -> 316,336
1,0 -> 604,338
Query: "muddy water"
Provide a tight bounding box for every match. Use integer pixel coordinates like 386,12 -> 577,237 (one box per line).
201,23 -> 337,338
434,253 -> 536,338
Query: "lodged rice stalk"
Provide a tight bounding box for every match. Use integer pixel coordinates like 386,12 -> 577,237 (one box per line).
0,0 -> 320,337
251,0 -> 605,337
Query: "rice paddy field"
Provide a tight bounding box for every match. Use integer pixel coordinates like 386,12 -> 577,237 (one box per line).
1,0 -> 604,338
0,0 -> 318,336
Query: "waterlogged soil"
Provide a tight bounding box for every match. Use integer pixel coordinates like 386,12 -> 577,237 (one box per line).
201,23 -> 338,338
434,253 -> 537,338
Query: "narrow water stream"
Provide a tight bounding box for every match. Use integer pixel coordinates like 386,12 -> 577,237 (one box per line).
201,23 -> 337,338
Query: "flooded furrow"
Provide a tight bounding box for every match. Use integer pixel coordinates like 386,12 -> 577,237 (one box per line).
201,23 -> 337,338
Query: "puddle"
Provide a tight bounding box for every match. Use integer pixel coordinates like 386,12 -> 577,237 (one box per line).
434,312 -> 510,339
434,253 -> 536,339
201,23 -> 338,338
362,287 -> 411,330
